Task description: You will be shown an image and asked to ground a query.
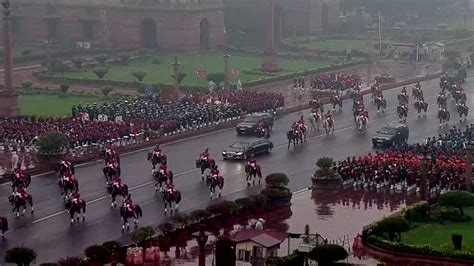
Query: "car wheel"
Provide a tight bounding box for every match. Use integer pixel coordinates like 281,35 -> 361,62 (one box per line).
236,131 -> 241,136
267,147 -> 272,154
372,141 -> 377,148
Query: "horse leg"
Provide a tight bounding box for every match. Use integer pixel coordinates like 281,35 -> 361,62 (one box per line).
82,206 -> 86,221
30,200 -> 34,213
22,205 -> 26,216
111,195 -> 116,208
164,201 -> 168,214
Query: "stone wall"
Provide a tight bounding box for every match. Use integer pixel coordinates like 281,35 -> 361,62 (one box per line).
5,1 -> 226,51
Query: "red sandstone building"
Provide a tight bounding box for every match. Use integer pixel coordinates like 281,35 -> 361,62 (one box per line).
8,0 -> 227,51
6,0 -> 339,51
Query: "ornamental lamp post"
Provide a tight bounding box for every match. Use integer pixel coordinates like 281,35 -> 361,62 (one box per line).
172,56 -> 181,93
223,49 -> 230,90
421,154 -> 431,201
192,226 -> 211,266
465,141 -> 474,192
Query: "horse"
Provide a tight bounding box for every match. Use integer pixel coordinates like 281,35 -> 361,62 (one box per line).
8,194 -> 34,218
330,95 -> 343,111
162,190 -> 181,215
397,105 -> 408,122
0,217 -> 8,238
207,175 -> 224,199
61,178 -> 79,201
9,173 -> 31,192
120,204 -> 143,232
412,87 -> 423,101
55,163 -> 74,177
374,96 -> 387,113
147,152 -> 167,170
323,118 -> 334,135
103,150 -> 120,165
452,90 -> 466,104
437,94 -> 447,108
103,165 -> 120,186
355,115 -> 368,132
309,99 -> 324,113
438,108 -> 450,127
65,199 -> 86,225
287,130 -> 298,149
245,164 -> 262,186
196,158 -> 216,180
153,170 -> 174,192
309,112 -> 322,130
457,104 -> 469,122
414,100 -> 428,118
108,184 -> 129,208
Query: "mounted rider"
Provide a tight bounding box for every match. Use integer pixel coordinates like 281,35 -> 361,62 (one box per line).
124,194 -> 135,213
13,184 -> 28,200
159,162 -> 168,177
106,157 -> 119,170
401,86 -> 407,95
72,192 -> 81,205
63,170 -> 76,184
201,148 -> 210,163
105,144 -> 117,159
324,110 -> 334,123
60,155 -> 72,170
113,175 -> 123,189
247,154 -> 257,169
211,165 -> 219,179
13,166 -> 26,182
166,183 -> 177,197
153,144 -> 162,158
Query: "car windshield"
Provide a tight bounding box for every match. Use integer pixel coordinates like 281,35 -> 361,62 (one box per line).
230,142 -> 249,149
378,127 -> 397,134
243,116 -> 260,123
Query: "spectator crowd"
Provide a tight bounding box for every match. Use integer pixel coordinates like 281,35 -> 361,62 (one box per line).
310,73 -> 361,91
0,91 -> 284,149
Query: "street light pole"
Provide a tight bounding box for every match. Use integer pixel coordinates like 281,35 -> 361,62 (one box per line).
223,50 -> 230,90
172,56 -> 181,93
193,226 -> 211,266
465,141 -> 474,192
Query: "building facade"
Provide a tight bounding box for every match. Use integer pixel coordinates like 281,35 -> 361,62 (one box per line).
7,0 -> 226,51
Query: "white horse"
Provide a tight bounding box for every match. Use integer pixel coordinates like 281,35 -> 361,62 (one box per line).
323,118 -> 334,135
355,115 -> 368,132
309,112 -> 322,130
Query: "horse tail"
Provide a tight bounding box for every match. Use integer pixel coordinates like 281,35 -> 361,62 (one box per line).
82,200 -> 86,213
176,192 -> 182,204
123,184 -> 129,196
168,171 -> 174,182
136,205 -> 143,218
147,152 -> 152,161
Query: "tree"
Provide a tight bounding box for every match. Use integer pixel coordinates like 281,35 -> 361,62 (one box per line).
131,226 -> 155,243
118,53 -> 130,65
59,84 -> 70,94
206,73 -> 225,84
50,60 -> 68,75
37,132 -> 68,156
171,72 -> 187,84
374,216 -> 410,242
71,57 -> 83,69
439,190 -> 474,217
100,87 -> 113,97
132,71 -> 148,82
308,244 -> 348,264
95,54 -> 109,66
84,245 -> 110,264
93,67 -> 108,79
4,247 -> 37,266
102,240 -> 122,256
265,173 -> 289,188
443,50 -> 461,62
57,256 -> 86,266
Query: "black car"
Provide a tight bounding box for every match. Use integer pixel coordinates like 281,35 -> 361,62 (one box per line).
236,113 -> 274,135
372,123 -> 409,147
222,139 -> 273,160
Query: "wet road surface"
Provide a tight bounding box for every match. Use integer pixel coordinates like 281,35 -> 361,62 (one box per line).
1,76 -> 473,263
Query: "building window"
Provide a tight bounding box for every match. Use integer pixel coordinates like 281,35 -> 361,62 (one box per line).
237,249 -> 251,262
11,17 -> 20,33
47,19 -> 57,38
83,21 -> 93,40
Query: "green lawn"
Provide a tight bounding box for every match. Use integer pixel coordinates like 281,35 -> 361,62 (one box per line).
19,94 -> 105,117
288,39 -> 367,52
402,207 -> 474,252
417,17 -> 472,30
56,52 -> 330,86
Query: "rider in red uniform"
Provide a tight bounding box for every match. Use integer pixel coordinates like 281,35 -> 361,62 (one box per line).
14,184 -> 28,200
166,183 -> 177,196
247,154 -> 257,168
113,175 -> 123,189
211,165 -> 219,178
201,148 -> 210,162
72,192 -> 81,205
324,110 -> 333,121
61,155 -> 71,169
159,163 -> 168,177
14,167 -> 26,181
401,86 -> 407,94
63,170 -> 73,183
124,194 -> 135,212
153,144 -> 162,156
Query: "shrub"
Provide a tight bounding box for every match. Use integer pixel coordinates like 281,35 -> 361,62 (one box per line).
172,213 -> 191,227
4,247 -> 37,266
158,222 -> 175,234
50,60 -> 68,75
443,50 -> 461,62
439,190 -> 474,216
131,226 -> 155,243
132,71 -> 148,82
21,81 -> 34,91
235,197 -> 255,211
22,49 -> 32,56
101,240 -> 122,255
250,194 -> 267,209
261,187 -> 292,199
57,256 -> 85,266
404,201 -> 429,223
95,54 -> 109,65
71,57 -> 83,69
59,84 -> 69,94
37,132 -> 68,156
100,87 -> 113,96
206,73 -> 225,84
266,251 -> 305,266
452,233 -> 463,250
151,57 -> 160,64
316,157 -> 333,169
137,84 -> 145,94
84,245 -> 110,264
118,54 -> 130,65
170,72 -> 187,84
190,209 -> 211,222
439,207 -> 472,223
308,244 -> 348,264
93,67 -> 108,79
437,23 -> 449,29
374,216 -> 410,242
265,173 -> 289,188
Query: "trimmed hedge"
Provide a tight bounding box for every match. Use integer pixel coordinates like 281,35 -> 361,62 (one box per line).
404,201 -> 429,223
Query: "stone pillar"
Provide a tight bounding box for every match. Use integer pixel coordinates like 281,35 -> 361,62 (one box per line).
261,0 -> 278,72
172,56 -> 181,93
223,50 -> 230,90
0,0 -> 20,117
